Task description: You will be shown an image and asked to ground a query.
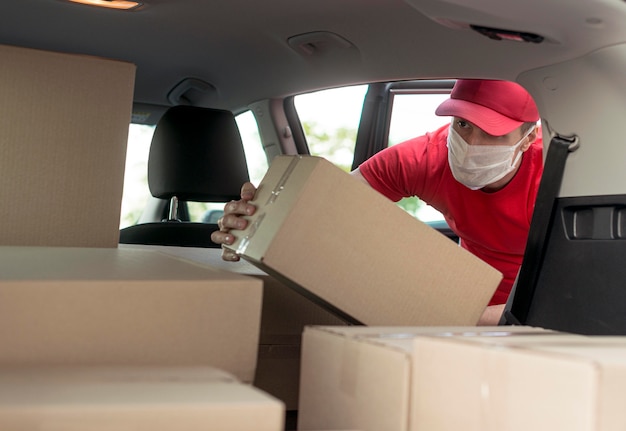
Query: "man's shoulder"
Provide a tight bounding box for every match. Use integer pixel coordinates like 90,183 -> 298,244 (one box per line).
426,123 -> 450,142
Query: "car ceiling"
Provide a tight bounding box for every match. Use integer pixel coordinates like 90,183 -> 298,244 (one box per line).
1,0 -> 625,119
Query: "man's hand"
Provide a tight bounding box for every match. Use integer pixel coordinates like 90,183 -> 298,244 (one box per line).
210,182 -> 258,261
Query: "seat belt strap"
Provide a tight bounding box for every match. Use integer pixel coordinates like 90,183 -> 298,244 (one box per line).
503,132 -> 579,325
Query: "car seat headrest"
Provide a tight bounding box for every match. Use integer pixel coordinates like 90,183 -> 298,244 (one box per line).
147,105 -> 250,202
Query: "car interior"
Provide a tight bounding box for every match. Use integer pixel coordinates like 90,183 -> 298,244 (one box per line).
119,105 -> 249,248
2,0 -> 626,429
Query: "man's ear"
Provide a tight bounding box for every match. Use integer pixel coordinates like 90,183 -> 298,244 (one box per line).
521,127 -> 538,152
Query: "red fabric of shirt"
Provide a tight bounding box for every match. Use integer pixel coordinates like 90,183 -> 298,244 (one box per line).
358,124 -> 544,305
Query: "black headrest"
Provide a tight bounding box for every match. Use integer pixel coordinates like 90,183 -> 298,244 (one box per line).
147,105 -> 250,202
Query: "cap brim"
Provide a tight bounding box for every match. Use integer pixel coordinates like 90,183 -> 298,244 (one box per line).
435,98 -> 523,136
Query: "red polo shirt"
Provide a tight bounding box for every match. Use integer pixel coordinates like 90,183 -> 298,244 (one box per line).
359,124 -> 543,305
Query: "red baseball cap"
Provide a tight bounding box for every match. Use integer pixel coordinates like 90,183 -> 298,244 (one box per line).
435,79 -> 539,136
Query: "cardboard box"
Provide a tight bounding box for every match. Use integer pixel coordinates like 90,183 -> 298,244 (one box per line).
224,155 -> 502,327
297,325 -> 582,431
0,44 -> 135,247
0,366 -> 285,431
0,246 -> 262,383
412,335 -> 626,431
124,244 -> 348,410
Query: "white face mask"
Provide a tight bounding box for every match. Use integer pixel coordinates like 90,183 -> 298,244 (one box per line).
447,124 -> 535,190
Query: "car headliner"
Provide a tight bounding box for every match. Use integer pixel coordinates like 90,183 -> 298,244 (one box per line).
1,0 -> 625,115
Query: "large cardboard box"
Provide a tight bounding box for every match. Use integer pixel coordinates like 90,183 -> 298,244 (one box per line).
297,325 -> 582,431
0,44 -> 135,247
0,366 -> 285,431
412,335 -> 626,431
224,155 -> 502,327
0,246 -> 262,383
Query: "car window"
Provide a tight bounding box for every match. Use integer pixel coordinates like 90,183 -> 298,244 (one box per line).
120,110 -> 266,228
294,85 -> 367,172
388,91 -> 451,222
120,124 -> 154,229
294,84 -> 451,224
237,110 -> 269,185
388,92 -> 451,146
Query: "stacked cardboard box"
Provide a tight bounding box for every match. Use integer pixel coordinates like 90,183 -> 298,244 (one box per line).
0,365 -> 284,430
0,246 -> 288,429
0,246 -> 263,383
298,325 -> 589,431
411,334 -> 626,431
0,44 -> 135,248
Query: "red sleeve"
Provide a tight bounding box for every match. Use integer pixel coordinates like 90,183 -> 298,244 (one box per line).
357,124 -> 449,203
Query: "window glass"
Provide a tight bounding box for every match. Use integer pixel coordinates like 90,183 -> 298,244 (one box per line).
293,85 -> 451,223
120,124 -> 153,229
388,92 -> 451,146
294,85 -> 367,172
237,110 -> 268,185
388,91 -> 451,222
120,110 -> 267,228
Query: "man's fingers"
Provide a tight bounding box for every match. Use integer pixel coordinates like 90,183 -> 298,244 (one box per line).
219,213 -> 249,231
220,248 -> 241,262
210,231 -> 241,261
224,199 -> 256,218
211,182 -> 258,262
241,182 -> 257,200
210,230 -> 234,245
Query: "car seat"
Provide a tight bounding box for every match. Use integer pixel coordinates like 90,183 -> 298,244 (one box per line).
119,105 -> 249,248
501,132 -> 626,335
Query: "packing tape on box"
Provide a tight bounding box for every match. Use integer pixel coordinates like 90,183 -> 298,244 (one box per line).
266,155 -> 301,205
237,156 -> 301,255
237,213 -> 266,254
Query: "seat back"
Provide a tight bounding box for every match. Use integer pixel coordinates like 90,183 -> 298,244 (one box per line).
120,105 -> 250,248
502,134 -> 626,335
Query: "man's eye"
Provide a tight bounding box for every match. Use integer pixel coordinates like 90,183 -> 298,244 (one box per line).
456,120 -> 469,128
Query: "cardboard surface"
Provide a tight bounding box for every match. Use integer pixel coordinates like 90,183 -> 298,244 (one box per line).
297,325 -> 578,431
0,44 -> 135,247
0,366 -> 284,431
412,335 -> 626,431
124,244 -> 347,410
204,246 -> 347,410
225,155 -> 502,327
0,246 -> 263,383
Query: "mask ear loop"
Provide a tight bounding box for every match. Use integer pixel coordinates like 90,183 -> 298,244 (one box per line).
522,124 -> 537,142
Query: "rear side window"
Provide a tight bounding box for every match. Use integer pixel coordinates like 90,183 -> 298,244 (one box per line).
387,91 -> 451,222
236,110 -> 268,185
294,85 -> 367,172
120,124 -> 153,229
388,92 -> 451,146
293,83 -> 451,223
